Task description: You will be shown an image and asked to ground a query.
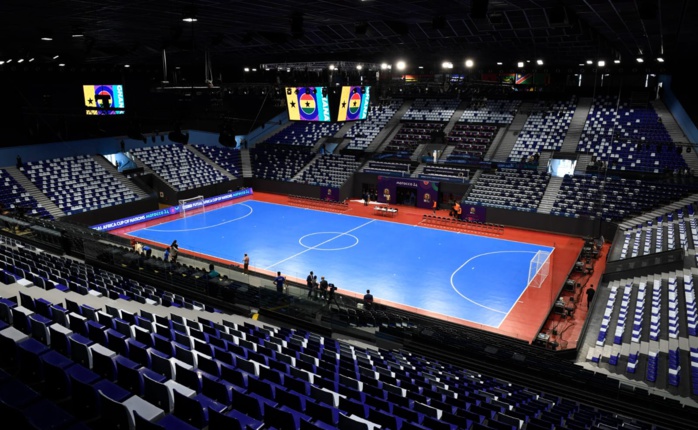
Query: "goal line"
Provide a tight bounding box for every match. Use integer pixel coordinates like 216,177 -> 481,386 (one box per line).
179,195 -> 205,217
528,250 -> 552,289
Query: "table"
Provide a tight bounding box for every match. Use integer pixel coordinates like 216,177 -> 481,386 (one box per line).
373,206 -> 398,217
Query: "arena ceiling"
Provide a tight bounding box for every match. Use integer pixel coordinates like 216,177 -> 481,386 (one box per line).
0,0 -> 695,71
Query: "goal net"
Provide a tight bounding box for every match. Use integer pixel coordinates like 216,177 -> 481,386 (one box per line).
179,195 -> 205,218
528,250 -> 552,289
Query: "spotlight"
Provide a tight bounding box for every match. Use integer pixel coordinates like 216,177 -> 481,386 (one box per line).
329,64 -> 335,70
6,59 -> 11,64
17,59 -> 24,64
536,59 -> 543,65
441,61 -> 453,69
41,36 -> 53,41
636,57 -> 644,63
614,59 -> 621,64
124,64 -> 130,68
517,61 -> 524,68
244,67 -> 250,72
396,60 -> 406,70
496,61 -> 503,65
28,58 -> 34,62
465,59 -> 474,68
657,57 -> 664,62
380,63 -> 388,70
586,60 -> 593,65
0,61 -> 4,65
598,60 -> 605,67
53,55 -> 59,60
58,63 -> 65,67
356,65 -> 362,70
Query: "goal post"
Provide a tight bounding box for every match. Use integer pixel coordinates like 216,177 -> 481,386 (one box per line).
179,195 -> 205,217
528,250 -> 552,289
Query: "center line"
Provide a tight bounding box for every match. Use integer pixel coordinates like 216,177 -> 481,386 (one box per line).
264,219 -> 376,270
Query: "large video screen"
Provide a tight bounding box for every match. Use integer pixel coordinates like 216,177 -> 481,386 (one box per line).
285,87 -> 330,122
83,84 -> 125,115
336,86 -> 371,121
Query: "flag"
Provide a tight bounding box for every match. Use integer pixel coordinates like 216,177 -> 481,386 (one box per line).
83,84 -> 125,115
285,87 -> 301,120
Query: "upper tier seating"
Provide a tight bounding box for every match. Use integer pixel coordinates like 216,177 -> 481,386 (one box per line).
345,100 -> 402,150
191,145 -> 242,177
508,97 -> 577,162
21,155 -> 138,216
401,98 -> 460,122
551,174 -> 696,221
459,99 -> 521,124
131,144 -> 228,192
264,122 -> 342,147
294,154 -> 361,187
251,146 -> 315,181
577,96 -> 685,173
447,124 -> 498,161
463,168 -> 550,211
0,169 -> 52,219
385,122 -> 445,154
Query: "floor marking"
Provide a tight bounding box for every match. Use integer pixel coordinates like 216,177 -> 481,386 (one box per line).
144,204 -> 254,233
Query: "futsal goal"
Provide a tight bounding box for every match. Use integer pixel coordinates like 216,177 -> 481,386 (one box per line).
179,195 -> 205,218
528,250 -> 552,289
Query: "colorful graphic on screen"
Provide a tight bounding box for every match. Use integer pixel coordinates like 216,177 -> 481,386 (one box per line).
285,87 -> 330,122
336,86 -> 371,121
83,84 -> 125,115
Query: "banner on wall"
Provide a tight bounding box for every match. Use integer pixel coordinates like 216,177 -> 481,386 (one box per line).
320,186 -> 339,202
91,188 -> 253,231
461,204 -> 487,222
376,176 -> 439,209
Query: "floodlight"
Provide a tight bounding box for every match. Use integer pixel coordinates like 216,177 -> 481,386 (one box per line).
657,57 -> 664,62
465,59 -> 474,68
396,60 -> 406,70
536,59 -> 543,65
517,61 -> 524,68
441,61 -> 453,69
636,57 -> 644,63
597,60 -> 605,67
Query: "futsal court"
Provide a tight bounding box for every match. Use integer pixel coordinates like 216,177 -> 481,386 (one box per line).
116,193 -> 584,342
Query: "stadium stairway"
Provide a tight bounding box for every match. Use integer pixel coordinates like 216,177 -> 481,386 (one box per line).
653,99 -> 690,143
560,97 -> 593,152
5,166 -> 64,219
574,153 -> 594,173
618,192 -> 698,230
483,126 -> 507,160
442,99 -> 471,135
240,149 -> 253,178
183,145 -> 238,180
365,100 -> 412,153
91,155 -> 151,200
334,122 -> 356,139
537,176 -> 563,214
491,101 -> 533,160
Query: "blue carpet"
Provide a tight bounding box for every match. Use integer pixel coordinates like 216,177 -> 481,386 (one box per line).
128,200 -> 553,327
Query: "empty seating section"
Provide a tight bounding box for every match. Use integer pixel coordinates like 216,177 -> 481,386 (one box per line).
447,124 -> 497,161
386,122 -> 444,153
265,122 -> 341,146
0,169 -> 51,219
0,277 -> 669,430
294,154 -> 361,187
551,174 -> 695,221
578,96 -> 685,173
459,99 -> 521,124
463,169 -> 549,211
508,97 -> 577,162
363,161 -> 411,176
251,146 -> 315,181
131,144 -> 227,191
21,156 -> 137,216
401,98 -> 460,122
345,100 -> 402,150
588,274 -> 698,392
419,165 -> 470,182
192,144 -> 242,177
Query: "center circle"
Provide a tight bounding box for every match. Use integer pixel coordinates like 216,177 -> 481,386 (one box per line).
299,232 -> 360,251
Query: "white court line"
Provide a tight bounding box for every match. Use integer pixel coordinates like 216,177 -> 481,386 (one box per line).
143,204 -> 254,233
264,219 -> 376,271
450,250 -> 537,315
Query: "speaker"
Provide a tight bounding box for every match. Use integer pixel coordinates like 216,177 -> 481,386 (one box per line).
471,0 -> 488,19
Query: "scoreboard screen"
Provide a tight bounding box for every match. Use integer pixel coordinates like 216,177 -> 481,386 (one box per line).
83,84 -> 125,115
336,86 -> 370,121
285,87 -> 331,122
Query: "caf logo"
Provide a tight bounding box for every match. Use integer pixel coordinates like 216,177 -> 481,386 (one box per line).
327,189 -> 332,195
423,193 -> 431,203
470,207 -> 477,214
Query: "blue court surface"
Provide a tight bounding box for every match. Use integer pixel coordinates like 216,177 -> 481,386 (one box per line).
127,201 -> 553,327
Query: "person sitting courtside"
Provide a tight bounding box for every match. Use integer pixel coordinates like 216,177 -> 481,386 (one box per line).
208,264 -> 220,279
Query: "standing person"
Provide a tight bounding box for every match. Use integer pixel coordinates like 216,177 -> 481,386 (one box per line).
170,245 -> 179,263
319,276 -> 329,300
363,290 -> 374,310
274,271 -> 286,294
163,247 -> 170,262
306,271 -> 315,298
326,283 -> 339,310
432,199 -> 437,214
208,264 -> 220,279
243,253 -> 250,274
363,190 -> 369,206
313,275 -> 319,299
16,155 -> 22,169
586,284 -> 596,307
